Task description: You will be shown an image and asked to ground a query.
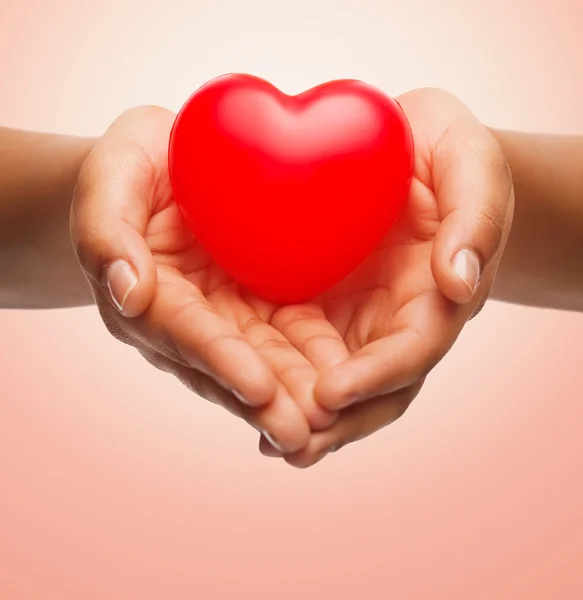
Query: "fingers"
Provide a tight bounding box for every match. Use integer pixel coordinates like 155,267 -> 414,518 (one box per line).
70,106 -> 175,318
216,291 -> 339,430
147,354 -> 310,453
259,435 -> 284,457
277,383 -> 422,468
148,267 -> 280,409
246,387 -> 311,454
429,122 -> 514,304
314,290 -> 461,410
270,303 -> 350,371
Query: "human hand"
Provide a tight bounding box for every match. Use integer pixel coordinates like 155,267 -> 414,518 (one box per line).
261,88 -> 515,467
70,106 -> 346,453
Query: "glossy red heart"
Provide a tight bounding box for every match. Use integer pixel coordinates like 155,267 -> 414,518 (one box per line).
168,73 -> 413,304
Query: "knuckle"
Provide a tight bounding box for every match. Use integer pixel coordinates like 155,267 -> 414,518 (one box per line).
200,332 -> 236,365
198,333 -> 224,368
72,221 -> 103,276
303,334 -> 344,357
475,205 -> 505,246
432,121 -> 461,166
108,106 -> 175,167
80,145 -> 131,186
238,315 -> 264,336
255,337 -> 292,353
271,303 -> 321,328
476,133 -> 514,198
486,135 -> 513,189
96,144 -> 153,195
277,362 -> 312,382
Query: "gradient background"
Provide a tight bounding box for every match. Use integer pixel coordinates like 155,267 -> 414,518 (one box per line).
1,0 -> 583,598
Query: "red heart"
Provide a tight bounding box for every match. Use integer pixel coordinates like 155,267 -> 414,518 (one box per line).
168,74 -> 413,304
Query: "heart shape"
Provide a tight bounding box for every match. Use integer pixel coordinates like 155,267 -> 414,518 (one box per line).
168,73 -> 413,304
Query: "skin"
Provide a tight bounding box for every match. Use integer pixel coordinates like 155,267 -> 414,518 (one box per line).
0,128 -> 95,308
489,131 -> 583,311
1,88 -> 581,468
275,89 -> 516,466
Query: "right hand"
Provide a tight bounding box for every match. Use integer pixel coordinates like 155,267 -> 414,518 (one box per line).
70,105 -> 340,453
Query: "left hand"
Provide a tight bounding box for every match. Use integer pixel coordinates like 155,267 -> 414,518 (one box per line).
260,87 -> 515,467
70,107 -> 339,454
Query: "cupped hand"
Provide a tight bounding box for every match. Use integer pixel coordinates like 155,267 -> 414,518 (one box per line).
70,106 -> 345,453
264,88 -> 515,467
70,89 -> 514,468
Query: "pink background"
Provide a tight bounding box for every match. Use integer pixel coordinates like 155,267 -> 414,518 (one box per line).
1,0 -> 583,598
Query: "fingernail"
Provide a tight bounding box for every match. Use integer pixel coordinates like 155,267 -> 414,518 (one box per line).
262,430 -> 283,453
452,249 -> 481,297
105,260 -> 138,314
231,389 -> 254,407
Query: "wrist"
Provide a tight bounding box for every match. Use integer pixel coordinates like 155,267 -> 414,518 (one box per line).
488,129 -> 583,311
0,129 -> 97,308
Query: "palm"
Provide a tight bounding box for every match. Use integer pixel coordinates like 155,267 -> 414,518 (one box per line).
317,166 -> 444,355
141,176 -> 341,431
83,90 -> 511,465
144,191 -> 231,293
287,87 -> 511,422
77,92 -> 511,466
122,89 -> 500,453
146,169 -> 449,420
140,101 -> 454,419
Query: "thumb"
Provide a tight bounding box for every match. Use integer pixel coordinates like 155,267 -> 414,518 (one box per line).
70,131 -> 159,318
430,127 -> 514,304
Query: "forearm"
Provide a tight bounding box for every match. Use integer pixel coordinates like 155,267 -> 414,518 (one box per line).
490,130 -> 583,311
0,128 -> 96,309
